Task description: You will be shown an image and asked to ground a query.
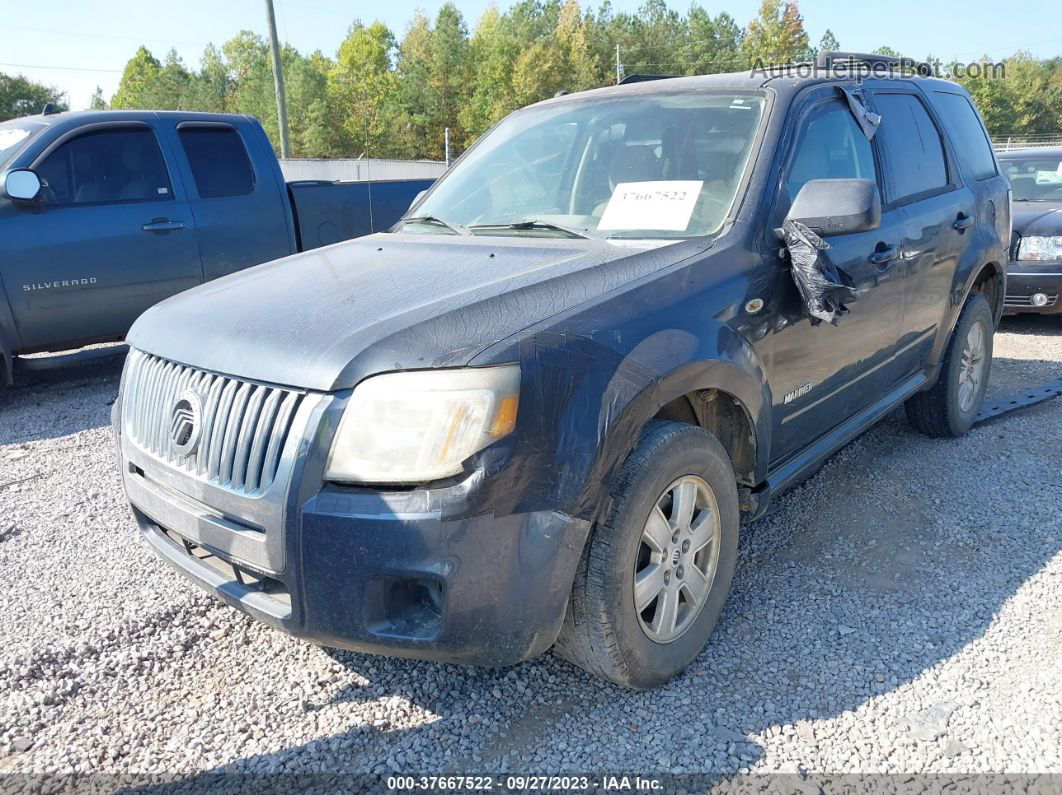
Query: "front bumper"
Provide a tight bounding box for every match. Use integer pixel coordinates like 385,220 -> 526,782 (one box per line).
118,397 -> 586,667
1003,263 -> 1062,314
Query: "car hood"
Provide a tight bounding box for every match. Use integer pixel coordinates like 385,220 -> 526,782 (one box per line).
128,232 -> 703,391
1012,202 -> 1062,236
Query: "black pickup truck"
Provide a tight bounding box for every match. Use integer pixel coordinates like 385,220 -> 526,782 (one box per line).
0,110 -> 433,384
113,53 -> 1009,688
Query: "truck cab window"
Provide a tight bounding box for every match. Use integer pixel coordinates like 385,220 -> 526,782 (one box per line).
36,128 -> 172,205
178,126 -> 255,198
786,101 -> 877,204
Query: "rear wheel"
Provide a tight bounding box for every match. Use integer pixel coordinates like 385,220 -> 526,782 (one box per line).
905,292 -> 993,437
554,421 -> 739,689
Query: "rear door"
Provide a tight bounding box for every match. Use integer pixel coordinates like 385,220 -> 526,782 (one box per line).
766,88 -> 908,461
1,122 -> 202,349
171,121 -> 293,282
868,88 -> 972,374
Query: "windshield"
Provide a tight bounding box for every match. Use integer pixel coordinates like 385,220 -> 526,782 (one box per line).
1001,156 -> 1062,202
408,91 -> 766,239
0,121 -> 43,169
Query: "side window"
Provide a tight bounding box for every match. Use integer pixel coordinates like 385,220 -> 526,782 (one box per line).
874,93 -> 949,201
177,126 -> 255,198
786,100 -> 877,203
931,91 -> 997,180
36,128 -> 172,206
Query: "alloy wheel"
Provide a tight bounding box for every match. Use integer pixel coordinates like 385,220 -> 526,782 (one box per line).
633,475 -> 721,643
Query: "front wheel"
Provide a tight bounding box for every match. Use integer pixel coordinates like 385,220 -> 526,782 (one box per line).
554,421 -> 739,689
905,291 -> 994,437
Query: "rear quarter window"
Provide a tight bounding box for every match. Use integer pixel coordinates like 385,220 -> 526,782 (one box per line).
177,125 -> 255,198
930,91 -> 997,181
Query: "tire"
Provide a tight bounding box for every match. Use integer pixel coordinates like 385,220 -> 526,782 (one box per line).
905,292 -> 994,437
554,420 -> 739,689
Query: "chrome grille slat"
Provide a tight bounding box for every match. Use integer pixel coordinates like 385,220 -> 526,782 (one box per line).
261,391 -> 300,484
123,351 -> 303,496
207,380 -> 240,483
245,389 -> 283,494
231,385 -> 267,490
219,382 -> 253,486
197,375 -> 225,479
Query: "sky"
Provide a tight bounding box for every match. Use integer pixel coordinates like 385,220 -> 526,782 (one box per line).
3,0 -> 1059,110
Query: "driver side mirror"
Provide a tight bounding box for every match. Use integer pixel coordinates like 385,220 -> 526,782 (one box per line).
2,169 -> 43,203
409,189 -> 427,210
787,178 -> 880,236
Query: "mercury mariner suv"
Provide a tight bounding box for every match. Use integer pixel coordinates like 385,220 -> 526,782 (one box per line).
114,53 -> 1009,688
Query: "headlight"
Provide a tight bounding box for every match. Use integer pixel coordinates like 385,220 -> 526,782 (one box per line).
1017,235 -> 1062,261
325,365 -> 520,484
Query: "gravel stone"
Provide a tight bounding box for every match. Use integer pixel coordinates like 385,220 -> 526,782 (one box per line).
0,317 -> 1060,777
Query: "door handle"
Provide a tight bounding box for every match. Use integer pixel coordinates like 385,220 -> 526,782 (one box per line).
953,213 -> 974,231
141,218 -> 186,233
870,246 -> 899,268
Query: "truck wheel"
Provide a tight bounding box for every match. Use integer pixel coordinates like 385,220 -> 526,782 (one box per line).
905,292 -> 993,437
555,421 -> 739,689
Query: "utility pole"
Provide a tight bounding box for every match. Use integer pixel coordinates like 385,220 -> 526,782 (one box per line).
615,44 -> 623,84
264,0 -> 291,158
444,127 -> 451,166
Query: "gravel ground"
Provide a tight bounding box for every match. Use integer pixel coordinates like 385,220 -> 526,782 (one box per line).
0,316 -> 1059,781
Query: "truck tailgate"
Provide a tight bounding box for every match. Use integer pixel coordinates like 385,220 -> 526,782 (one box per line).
288,179 -> 435,251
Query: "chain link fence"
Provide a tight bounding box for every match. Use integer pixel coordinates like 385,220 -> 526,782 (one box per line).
993,135 -> 1062,152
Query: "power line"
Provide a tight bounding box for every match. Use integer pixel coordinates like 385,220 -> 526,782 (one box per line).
0,61 -> 124,74
1,22 -> 212,49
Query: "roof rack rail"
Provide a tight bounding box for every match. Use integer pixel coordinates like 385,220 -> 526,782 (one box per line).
619,74 -> 676,85
814,51 -> 933,77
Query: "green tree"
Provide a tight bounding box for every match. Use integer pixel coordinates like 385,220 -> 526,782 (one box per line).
182,45 -> 231,113
155,49 -> 192,109
394,5 -> 473,159
959,53 -> 1062,137
111,46 -> 163,109
684,7 -> 744,74
816,29 -> 839,55
89,86 -> 108,110
741,0 -> 810,66
511,0 -> 600,105
428,4 -> 473,154
0,73 -> 67,121
329,22 -> 399,157
461,7 -> 520,137
394,12 -> 436,157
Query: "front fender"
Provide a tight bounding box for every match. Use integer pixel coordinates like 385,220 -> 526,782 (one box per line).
482,318 -> 770,525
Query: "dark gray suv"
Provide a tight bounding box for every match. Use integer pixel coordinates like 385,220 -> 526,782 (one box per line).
114,53 -> 1009,688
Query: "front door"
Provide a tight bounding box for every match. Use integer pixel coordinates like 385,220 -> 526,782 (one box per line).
764,91 -> 908,462
1,124 -> 202,350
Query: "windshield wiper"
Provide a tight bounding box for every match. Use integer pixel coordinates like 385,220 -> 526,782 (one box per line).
398,215 -> 469,235
469,220 -> 592,239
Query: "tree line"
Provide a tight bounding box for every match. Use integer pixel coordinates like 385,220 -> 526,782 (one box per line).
5,0 -> 1062,160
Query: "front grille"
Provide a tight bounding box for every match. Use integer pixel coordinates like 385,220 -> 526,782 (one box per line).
123,351 -> 303,495
1004,293 -> 1058,307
